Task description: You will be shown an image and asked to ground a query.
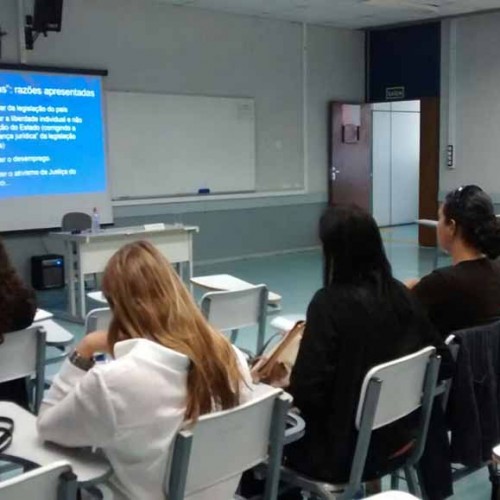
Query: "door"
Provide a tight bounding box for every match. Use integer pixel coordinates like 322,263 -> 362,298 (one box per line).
372,108 -> 391,225
328,102 -> 372,211
372,101 -> 421,227
391,111 -> 420,224
419,97 -> 440,247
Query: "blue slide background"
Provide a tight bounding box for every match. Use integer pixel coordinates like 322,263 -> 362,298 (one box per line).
0,71 -> 107,198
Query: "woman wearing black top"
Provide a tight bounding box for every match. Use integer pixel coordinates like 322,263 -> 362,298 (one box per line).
286,205 -> 452,499
0,238 -> 37,408
409,185 -> 500,337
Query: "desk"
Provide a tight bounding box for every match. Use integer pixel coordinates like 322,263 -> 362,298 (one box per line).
50,224 -> 199,321
33,309 -> 53,323
416,219 -> 438,228
0,402 -> 111,486
416,219 -> 441,268
86,291 -> 107,304
36,320 -> 74,366
417,215 -> 500,228
37,320 -> 74,348
191,274 -> 282,309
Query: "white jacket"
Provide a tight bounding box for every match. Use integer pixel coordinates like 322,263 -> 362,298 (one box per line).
37,338 -> 253,499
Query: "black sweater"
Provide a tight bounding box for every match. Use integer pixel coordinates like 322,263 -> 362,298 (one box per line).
286,281 -> 449,484
412,258 -> 500,338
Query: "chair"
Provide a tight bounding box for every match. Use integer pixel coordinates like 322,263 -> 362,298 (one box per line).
0,326 -> 46,413
437,334 -> 460,411
85,308 -> 112,335
492,446 -> 500,500
200,285 -> 268,354
61,212 -> 91,232
191,274 -> 282,312
366,493 -> 420,499
0,461 -> 77,499
168,386 -> 291,500
447,320 -> 500,466
280,346 -> 441,499
446,321 -> 500,495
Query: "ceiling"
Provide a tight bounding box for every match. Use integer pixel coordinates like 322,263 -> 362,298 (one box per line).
152,0 -> 500,29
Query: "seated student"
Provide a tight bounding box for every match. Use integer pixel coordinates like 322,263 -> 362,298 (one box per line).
37,241 -> 252,500
0,238 -> 36,409
408,185 -> 500,337
285,205 -> 452,499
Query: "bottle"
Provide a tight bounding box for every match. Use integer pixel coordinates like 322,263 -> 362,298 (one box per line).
91,207 -> 100,233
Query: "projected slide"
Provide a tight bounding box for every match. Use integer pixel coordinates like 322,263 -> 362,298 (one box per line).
0,70 -> 107,199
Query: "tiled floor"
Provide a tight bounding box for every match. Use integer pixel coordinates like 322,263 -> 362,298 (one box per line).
36,224 -> 492,499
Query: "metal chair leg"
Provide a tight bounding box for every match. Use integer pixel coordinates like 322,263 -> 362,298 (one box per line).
390,472 -> 400,490
404,466 -> 421,497
230,329 -> 239,344
489,463 -> 500,500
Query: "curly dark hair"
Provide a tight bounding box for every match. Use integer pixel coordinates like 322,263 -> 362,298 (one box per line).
0,239 -> 36,342
443,185 -> 500,259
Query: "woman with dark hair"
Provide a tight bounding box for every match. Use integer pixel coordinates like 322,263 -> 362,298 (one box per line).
285,205 -> 452,498
0,238 -> 37,408
409,185 -> 500,337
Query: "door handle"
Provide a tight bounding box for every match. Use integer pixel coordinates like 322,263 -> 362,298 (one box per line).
331,168 -> 340,181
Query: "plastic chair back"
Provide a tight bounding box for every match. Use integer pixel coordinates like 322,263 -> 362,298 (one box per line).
168,386 -> 291,500
366,492 -> 420,499
445,334 -> 460,361
200,285 -> 268,353
200,285 -> 267,331
0,461 -> 77,500
0,326 -> 46,412
356,346 -> 436,430
61,212 -> 91,232
85,308 -> 112,335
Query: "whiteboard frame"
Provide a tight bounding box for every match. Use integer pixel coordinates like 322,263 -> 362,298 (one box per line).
106,90 -> 257,200
112,188 -> 307,207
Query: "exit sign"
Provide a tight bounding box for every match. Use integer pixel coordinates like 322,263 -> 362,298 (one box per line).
385,86 -> 405,100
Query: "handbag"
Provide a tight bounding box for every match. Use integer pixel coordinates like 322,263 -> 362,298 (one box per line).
251,321 -> 305,388
0,417 -> 14,453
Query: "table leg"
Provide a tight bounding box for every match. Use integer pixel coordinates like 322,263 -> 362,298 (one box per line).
76,245 -> 86,320
188,234 -> 194,294
68,241 -> 76,317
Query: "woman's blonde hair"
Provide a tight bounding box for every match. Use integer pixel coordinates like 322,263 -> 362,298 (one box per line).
101,240 -> 243,420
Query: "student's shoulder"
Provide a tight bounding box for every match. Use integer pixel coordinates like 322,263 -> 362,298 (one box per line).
412,265 -> 456,299
421,264 -> 457,284
308,287 -> 337,311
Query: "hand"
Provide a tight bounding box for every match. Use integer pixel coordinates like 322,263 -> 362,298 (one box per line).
76,330 -> 110,359
405,278 -> 420,289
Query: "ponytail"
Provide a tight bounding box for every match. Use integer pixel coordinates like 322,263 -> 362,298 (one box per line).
474,217 -> 500,259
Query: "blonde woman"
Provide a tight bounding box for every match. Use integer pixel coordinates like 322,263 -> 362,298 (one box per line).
37,241 -> 252,500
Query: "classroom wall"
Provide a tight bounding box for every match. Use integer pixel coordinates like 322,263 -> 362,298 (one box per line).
440,12 -> 500,201
367,22 -> 441,102
0,0 -> 365,280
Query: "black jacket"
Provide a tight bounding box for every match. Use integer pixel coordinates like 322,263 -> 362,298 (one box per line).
448,320 -> 500,466
286,282 -> 451,488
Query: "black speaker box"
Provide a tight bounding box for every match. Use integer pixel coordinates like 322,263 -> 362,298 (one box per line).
34,0 -> 64,33
31,254 -> 65,290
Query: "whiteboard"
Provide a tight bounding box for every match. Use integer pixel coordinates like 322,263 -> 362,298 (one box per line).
106,92 -> 256,199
